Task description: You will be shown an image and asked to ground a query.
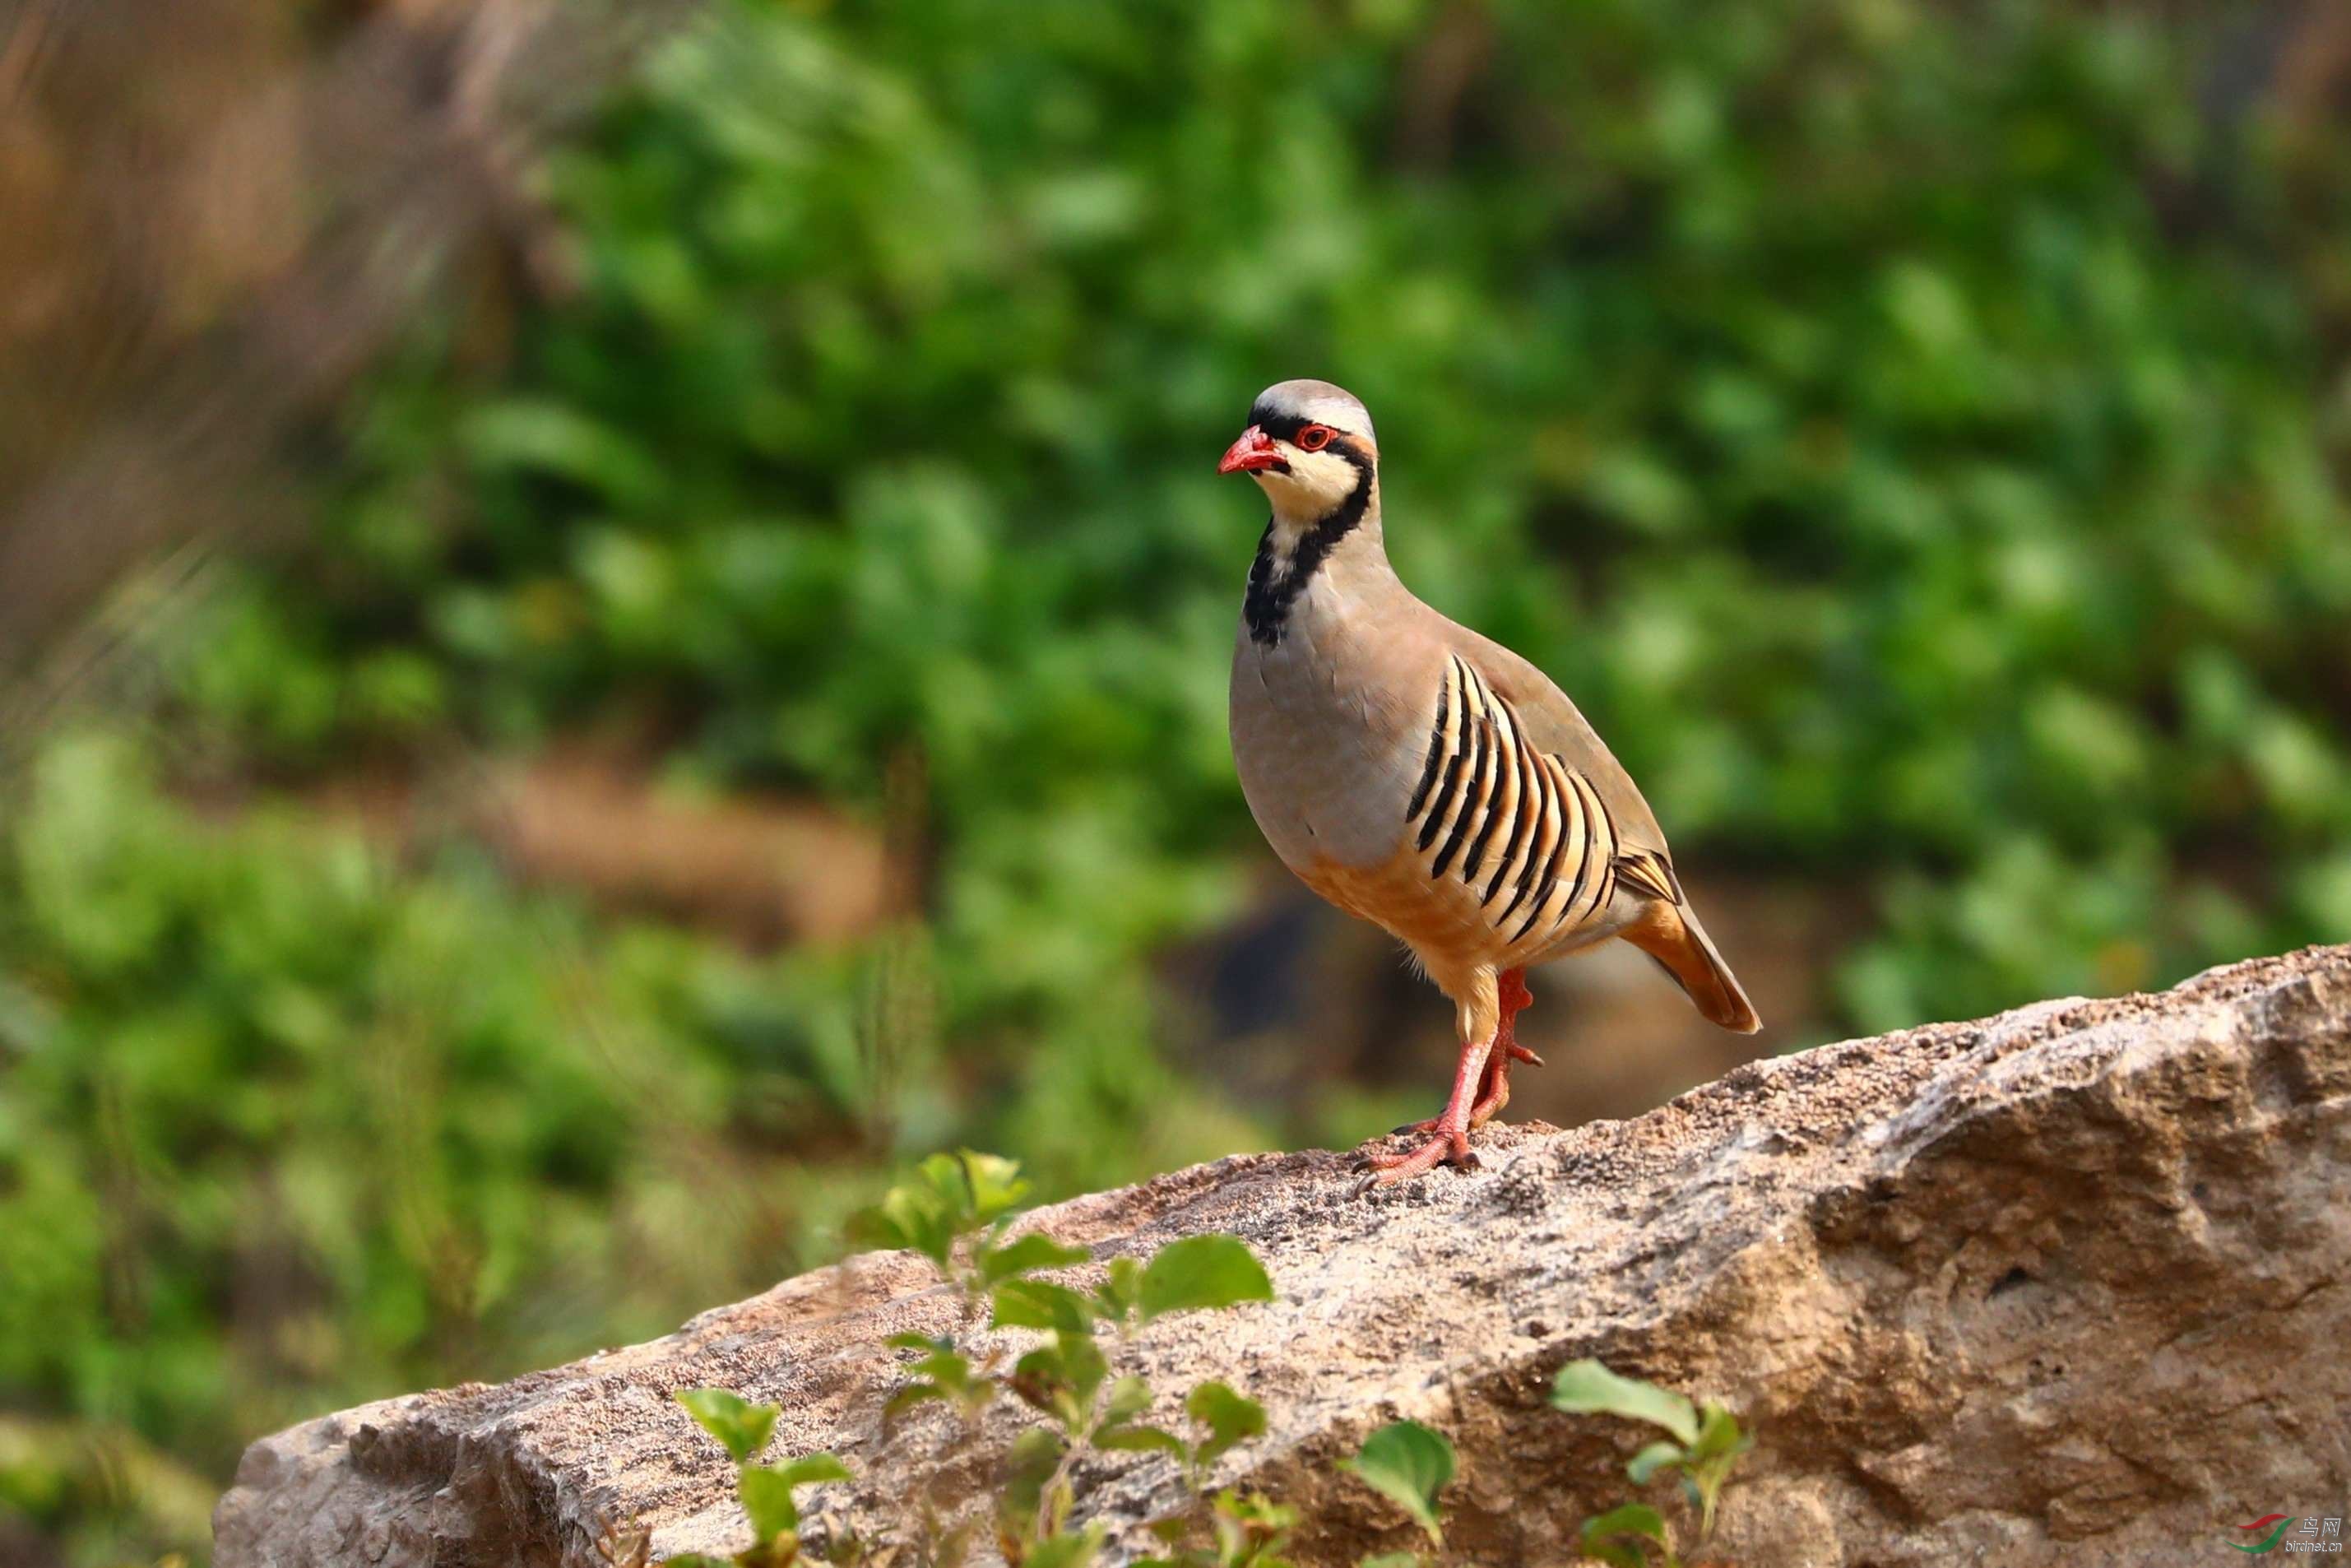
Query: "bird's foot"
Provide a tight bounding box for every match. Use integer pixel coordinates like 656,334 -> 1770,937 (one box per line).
1352,1125 -> 1480,1190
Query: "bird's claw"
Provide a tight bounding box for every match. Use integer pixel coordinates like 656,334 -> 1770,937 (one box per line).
1352,1128 -> 1480,1190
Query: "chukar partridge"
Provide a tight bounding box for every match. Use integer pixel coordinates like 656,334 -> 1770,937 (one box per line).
1219,379 -> 1760,1185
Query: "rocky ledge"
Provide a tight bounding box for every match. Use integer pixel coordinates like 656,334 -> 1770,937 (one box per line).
215,945 -> 2351,1566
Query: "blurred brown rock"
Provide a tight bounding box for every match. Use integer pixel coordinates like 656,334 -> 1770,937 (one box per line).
242,747 -> 905,948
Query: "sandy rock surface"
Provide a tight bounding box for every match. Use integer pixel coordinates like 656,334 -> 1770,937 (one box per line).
214,945 -> 2351,1567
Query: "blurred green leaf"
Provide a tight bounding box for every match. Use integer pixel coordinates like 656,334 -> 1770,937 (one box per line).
1185,1380 -> 1266,1469
1550,1362 -> 1700,1446
1625,1440 -> 1685,1485
1096,1423 -> 1187,1456
1684,1405 -> 1747,1464
1026,1529 -> 1106,1568
738,1464 -> 800,1542
1092,1256 -> 1144,1320
676,1388 -> 778,1463
1339,1421 -> 1454,1545
1136,1236 -> 1273,1322
739,1450 -> 851,1539
992,1278 -> 1098,1334
1579,1501 -> 1670,1567
979,1232 -> 1092,1286
1101,1375 -> 1154,1427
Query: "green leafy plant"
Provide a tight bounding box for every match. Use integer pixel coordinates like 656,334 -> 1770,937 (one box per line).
1136,1489 -> 1301,1568
1124,1418 -> 1457,1568
1339,1420 -> 1456,1555
1551,1362 -> 1755,1566
846,1153 -> 1059,1307
19,4 -> 2351,1563
669,1387 -> 852,1566
846,1156 -> 1276,1566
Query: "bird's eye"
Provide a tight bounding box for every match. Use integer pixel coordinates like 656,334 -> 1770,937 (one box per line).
1296,424 -> 1333,452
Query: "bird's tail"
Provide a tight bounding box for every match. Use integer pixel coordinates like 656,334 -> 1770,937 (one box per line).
1625,901 -> 1761,1034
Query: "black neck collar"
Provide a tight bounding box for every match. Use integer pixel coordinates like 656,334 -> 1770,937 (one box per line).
1243,443 -> 1375,647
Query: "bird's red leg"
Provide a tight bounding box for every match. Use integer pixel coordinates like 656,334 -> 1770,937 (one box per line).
1467,967 -> 1540,1127
1358,1028 -> 1494,1185
1393,968 -> 1541,1135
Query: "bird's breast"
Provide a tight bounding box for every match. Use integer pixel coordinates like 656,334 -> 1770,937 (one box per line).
1229,589 -> 1423,873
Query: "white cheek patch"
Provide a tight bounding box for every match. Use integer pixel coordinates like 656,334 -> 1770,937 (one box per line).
1290,447 -> 1361,494
1255,445 -> 1362,519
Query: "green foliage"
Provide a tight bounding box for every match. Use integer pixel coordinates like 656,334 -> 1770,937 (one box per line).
844,1151 -> 1031,1272
671,1386 -> 850,1566
1580,1503 -> 1673,1568
1021,1532 -> 1106,1568
1552,1363 -> 1755,1564
13,2 -> 2351,1561
845,1159 -> 1277,1563
844,1150 -> 1077,1324
1136,1237 -> 1277,1324
679,1388 -> 783,1464
1138,1490 -> 1301,1568
1181,1382 -> 1267,1477
1550,1362 -> 1699,1448
1339,1421 -> 1454,1547
1097,1375 -> 1269,1498
0,731 -> 908,1556
981,1235 -> 1097,1287
0,1417 -> 216,1568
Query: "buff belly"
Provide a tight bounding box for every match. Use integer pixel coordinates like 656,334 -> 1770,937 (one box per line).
1298,840 -> 1635,981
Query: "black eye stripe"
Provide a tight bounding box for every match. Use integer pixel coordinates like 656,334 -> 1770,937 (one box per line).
1248,420 -> 1373,475
1249,408 -> 1362,448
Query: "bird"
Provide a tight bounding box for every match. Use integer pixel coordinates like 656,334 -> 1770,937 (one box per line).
1218,379 -> 1760,1185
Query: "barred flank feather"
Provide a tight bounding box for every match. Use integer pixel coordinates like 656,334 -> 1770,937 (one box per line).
1403,657 -> 1625,953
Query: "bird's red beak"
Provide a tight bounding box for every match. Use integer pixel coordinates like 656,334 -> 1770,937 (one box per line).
1217,425 -> 1285,475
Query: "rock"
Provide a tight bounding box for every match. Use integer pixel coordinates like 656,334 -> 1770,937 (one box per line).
213,945 -> 2351,1567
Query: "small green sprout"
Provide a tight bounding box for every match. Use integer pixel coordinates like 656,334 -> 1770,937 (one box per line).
846,1156 -> 1278,1561
844,1151 -> 1043,1309
1578,1502 -> 1673,1568
1339,1420 -> 1454,1549
670,1386 -> 851,1567
1551,1361 -> 1755,1566
1098,1376 -> 1267,1493
1137,1489 -> 1301,1568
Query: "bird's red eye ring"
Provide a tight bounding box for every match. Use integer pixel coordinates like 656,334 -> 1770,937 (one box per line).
1296,424 -> 1333,452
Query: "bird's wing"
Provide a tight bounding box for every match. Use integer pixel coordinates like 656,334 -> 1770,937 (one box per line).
1441,624 -> 1673,865
1440,624 -> 1759,1031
